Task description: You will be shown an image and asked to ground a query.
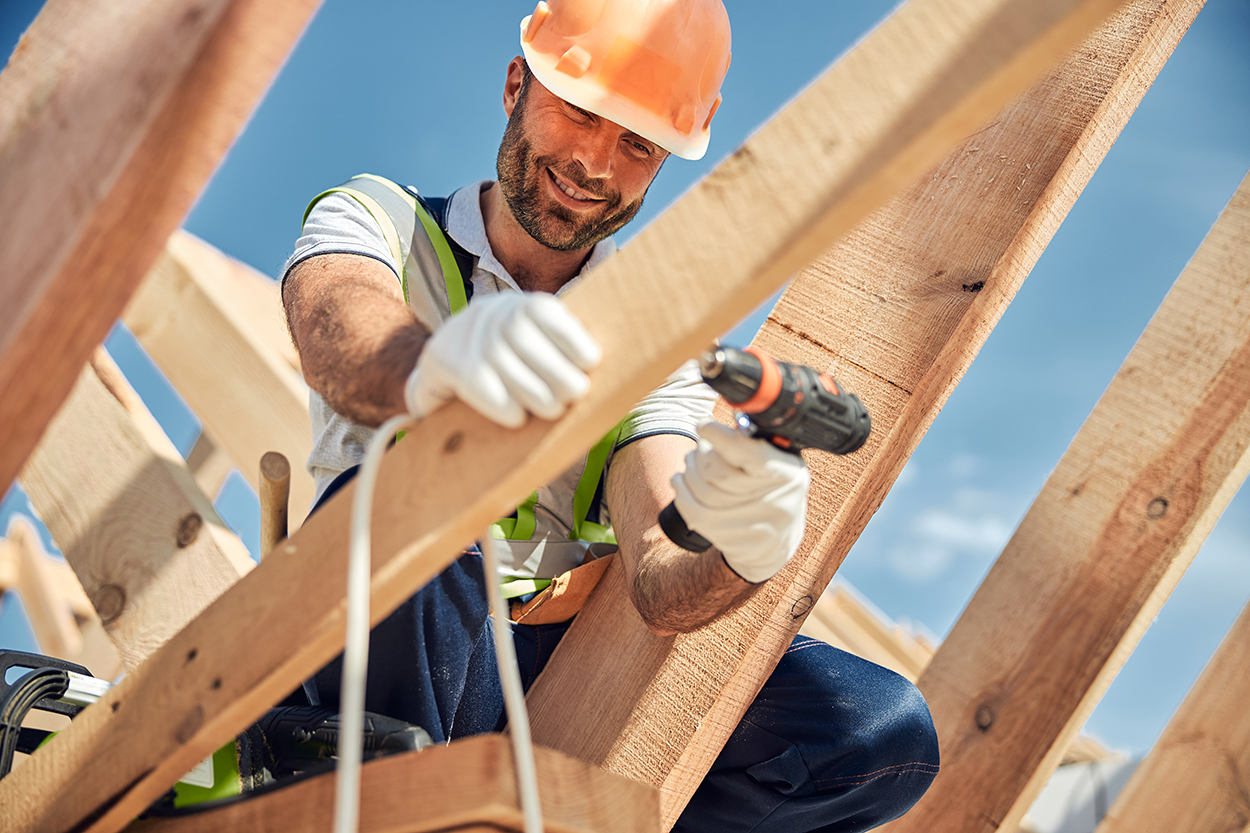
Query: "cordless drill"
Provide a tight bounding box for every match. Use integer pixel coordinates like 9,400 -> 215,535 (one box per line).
658,346 -> 872,552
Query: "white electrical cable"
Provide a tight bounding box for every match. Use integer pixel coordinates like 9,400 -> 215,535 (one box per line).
479,532 -> 545,833
334,413 -> 410,833
333,413 -> 543,833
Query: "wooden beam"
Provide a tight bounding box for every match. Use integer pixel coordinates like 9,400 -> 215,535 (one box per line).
0,0 -> 1133,830
1094,597 -> 1250,831
185,431 -> 234,500
123,231 -> 315,522
19,349 -> 254,671
0,522 -> 123,681
526,0 -> 1197,825
129,735 -> 659,833
0,0 -> 319,505
0,539 -> 16,591
6,516 -> 81,660
883,170 -> 1250,833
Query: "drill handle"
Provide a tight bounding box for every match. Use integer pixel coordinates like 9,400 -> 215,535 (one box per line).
658,501 -> 713,552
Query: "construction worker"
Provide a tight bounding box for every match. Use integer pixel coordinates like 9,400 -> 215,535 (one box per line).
281,1 -> 938,830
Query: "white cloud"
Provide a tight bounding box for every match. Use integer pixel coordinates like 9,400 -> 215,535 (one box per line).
885,488 -> 1016,582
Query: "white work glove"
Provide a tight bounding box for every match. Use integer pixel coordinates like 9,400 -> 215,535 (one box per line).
404,292 -> 601,428
669,421 -> 810,583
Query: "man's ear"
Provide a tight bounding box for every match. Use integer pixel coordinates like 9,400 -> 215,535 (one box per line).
503,56 -> 526,118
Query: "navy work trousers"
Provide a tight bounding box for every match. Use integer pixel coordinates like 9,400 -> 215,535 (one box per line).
308,473 -> 939,832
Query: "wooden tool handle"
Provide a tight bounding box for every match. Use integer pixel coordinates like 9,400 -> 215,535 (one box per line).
259,451 -> 290,558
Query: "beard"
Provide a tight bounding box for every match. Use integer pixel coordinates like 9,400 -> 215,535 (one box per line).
496,100 -> 645,252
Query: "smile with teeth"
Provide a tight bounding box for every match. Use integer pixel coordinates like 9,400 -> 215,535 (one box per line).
548,168 -> 603,203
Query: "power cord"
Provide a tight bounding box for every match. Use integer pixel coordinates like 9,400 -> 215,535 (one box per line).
334,414 -> 544,833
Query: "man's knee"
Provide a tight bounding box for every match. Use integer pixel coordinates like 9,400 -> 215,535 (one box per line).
769,638 -> 939,822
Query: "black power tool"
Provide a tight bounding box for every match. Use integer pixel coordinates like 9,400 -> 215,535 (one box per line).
658,346 -> 872,552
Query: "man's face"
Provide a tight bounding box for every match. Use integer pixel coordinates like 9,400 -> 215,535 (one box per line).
497,71 -> 668,252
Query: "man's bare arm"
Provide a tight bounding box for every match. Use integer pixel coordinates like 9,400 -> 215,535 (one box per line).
283,253 -> 427,427
606,433 -> 757,636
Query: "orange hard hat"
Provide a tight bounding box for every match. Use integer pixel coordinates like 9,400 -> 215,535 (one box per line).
519,0 -> 731,160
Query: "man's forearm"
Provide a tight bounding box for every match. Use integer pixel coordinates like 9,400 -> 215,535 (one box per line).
607,435 -> 759,636
628,527 -> 758,635
284,254 -> 428,427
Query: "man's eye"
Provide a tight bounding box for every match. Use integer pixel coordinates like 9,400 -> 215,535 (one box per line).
629,140 -> 654,156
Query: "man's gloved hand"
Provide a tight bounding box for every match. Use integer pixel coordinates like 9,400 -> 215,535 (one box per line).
669,421 -> 810,583
404,291 -> 601,428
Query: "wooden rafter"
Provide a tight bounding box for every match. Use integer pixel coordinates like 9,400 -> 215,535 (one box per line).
19,349 -> 254,671
0,519 -> 122,681
526,0 -> 1195,825
1096,593 -> 1250,832
0,0 -> 1134,829
0,0 -> 320,504
884,172 -> 1250,833
123,231 -> 315,523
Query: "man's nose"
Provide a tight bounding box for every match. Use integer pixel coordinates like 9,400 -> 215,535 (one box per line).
572,124 -> 615,179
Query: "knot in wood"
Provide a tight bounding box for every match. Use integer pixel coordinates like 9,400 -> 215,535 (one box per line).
790,596 -> 814,619
443,432 -> 465,454
1146,497 -> 1168,519
975,704 -> 995,731
176,513 -> 203,547
91,583 -> 126,624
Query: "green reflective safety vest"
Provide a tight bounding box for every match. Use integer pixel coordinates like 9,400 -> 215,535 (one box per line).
305,175 -> 621,598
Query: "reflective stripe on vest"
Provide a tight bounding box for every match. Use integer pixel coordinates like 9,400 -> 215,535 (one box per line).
305,174 -> 468,315
303,175 -> 621,563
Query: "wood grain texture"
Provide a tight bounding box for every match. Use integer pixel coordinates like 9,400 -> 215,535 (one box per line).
526,1 -> 1194,826
0,0 -> 1132,830
19,349 -> 254,671
129,735 -> 659,833
123,231 -> 315,525
1096,597 -> 1250,833
885,172 -> 1250,833
0,0 -> 319,505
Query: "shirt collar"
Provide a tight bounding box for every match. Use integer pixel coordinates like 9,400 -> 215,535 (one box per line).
445,180 -> 617,297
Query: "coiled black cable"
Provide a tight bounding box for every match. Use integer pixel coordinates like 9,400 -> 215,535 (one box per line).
0,667 -> 69,777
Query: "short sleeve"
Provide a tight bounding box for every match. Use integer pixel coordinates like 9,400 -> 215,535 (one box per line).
280,193 -> 399,290
616,359 -> 717,449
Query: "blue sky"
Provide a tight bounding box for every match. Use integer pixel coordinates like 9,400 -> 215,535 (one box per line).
2,0 -> 1247,758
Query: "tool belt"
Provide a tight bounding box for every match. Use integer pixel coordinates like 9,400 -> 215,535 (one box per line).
510,552 -> 615,625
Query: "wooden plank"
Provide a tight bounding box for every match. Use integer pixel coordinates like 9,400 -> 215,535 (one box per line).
0,529 -> 93,621
1093,601 -> 1250,830
884,171 -> 1250,833
0,0 -> 319,505
19,349 -> 254,671
185,432 -> 233,500
6,516 -> 81,660
0,539 -> 16,591
0,0 -> 1133,830
123,231 -> 315,524
526,0 -> 1198,825
129,735 -> 659,833
0,524 -> 124,680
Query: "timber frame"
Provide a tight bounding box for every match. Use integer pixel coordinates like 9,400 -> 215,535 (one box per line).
1,0 -> 1247,832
